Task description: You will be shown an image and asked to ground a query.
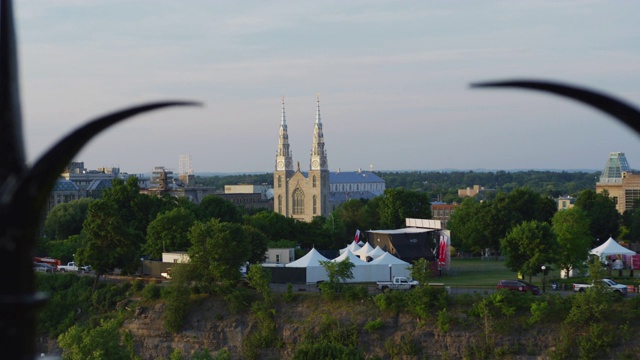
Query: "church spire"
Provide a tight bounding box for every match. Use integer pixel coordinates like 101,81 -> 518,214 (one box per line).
310,93 -> 328,171
276,97 -> 293,171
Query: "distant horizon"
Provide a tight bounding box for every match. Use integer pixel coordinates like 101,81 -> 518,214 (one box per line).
17,2 -> 640,173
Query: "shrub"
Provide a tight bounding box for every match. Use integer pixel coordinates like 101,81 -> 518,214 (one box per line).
164,283 -> 191,333
342,284 -> 369,301
385,334 -> 419,357
141,282 -> 161,301
364,318 -> 384,333
293,341 -> 364,360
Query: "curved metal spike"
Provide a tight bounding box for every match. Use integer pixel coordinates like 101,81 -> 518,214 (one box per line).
0,0 -> 26,179
19,101 -> 201,211
471,79 -> 640,136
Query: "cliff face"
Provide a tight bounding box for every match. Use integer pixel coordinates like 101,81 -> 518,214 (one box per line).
122,295 -> 557,360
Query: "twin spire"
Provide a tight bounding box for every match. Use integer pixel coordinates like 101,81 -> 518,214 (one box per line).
276,94 -> 328,172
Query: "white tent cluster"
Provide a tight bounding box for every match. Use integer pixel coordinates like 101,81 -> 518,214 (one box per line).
287,240 -> 411,283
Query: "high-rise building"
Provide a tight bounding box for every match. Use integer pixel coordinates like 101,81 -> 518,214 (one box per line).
595,152 -> 640,214
273,95 -> 330,222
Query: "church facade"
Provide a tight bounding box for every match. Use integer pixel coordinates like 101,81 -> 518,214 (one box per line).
273,96 -> 330,222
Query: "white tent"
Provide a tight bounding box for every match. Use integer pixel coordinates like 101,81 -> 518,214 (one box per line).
590,237 -> 636,257
369,251 -> 412,280
286,248 -> 330,283
339,240 -> 362,254
332,249 -> 368,265
367,246 -> 386,260
354,242 -> 374,260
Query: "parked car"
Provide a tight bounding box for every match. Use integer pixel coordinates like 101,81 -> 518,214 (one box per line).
572,278 -> 628,296
496,280 -> 541,295
33,262 -> 56,274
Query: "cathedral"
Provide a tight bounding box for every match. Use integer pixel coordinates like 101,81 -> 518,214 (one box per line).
273,95 -> 330,222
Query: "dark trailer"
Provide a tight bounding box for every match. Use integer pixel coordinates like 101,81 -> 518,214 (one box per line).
366,228 -> 437,263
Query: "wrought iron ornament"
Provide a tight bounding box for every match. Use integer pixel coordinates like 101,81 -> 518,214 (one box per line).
0,1 -> 198,358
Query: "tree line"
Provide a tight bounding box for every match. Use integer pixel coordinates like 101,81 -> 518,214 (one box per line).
192,170 -> 599,203
39,178 -> 433,289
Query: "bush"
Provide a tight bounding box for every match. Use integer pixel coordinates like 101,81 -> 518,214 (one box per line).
141,282 -> 161,301
385,334 -> 418,357
364,318 -> 384,333
293,341 -> 364,360
164,283 -> 191,333
342,285 -> 369,301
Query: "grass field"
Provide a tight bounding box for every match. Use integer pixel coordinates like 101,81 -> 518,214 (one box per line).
440,257 -> 557,287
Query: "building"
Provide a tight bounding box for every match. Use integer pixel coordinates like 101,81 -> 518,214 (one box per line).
458,184 -> 494,198
430,202 -> 459,229
557,196 -> 575,211
328,168 -> 386,211
273,96 -> 330,222
46,180 -> 83,213
595,152 -> 640,214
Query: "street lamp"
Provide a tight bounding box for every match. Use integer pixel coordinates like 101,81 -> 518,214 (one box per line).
389,264 -> 393,281
541,265 -> 546,293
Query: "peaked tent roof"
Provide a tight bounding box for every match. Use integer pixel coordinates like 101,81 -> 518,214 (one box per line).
354,242 -> 374,257
339,240 -> 362,254
367,246 -> 387,259
369,251 -> 410,265
286,248 -> 330,268
590,237 -> 636,257
332,249 -> 368,265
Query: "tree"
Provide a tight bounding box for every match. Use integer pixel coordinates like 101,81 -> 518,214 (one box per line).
318,258 -> 355,296
244,211 -> 295,243
500,220 -> 558,282
574,189 -> 620,243
188,219 -> 252,292
507,187 -> 556,224
378,188 -> 431,229
77,200 -> 141,286
58,315 -> 137,360
552,208 -> 592,276
448,197 -> 493,254
144,207 -> 196,259
43,198 -> 94,240
197,195 -> 241,223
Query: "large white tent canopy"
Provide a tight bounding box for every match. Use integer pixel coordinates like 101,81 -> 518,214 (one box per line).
286,247 -> 329,268
590,237 -> 636,257
285,245 -> 412,283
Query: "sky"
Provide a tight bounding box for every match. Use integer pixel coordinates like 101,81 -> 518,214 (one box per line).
13,1 -> 640,174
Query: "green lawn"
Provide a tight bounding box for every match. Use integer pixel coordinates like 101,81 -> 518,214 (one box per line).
438,258 -> 560,287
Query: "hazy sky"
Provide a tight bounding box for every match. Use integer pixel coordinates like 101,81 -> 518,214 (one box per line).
14,1 -> 640,174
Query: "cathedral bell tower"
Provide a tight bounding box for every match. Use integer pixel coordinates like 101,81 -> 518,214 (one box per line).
308,94 -> 330,218
274,97 -> 293,217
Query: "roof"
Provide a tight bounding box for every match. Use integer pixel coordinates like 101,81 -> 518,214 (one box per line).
369,251 -> 410,265
329,191 -> 380,201
52,180 -> 79,191
367,228 -> 436,235
329,171 -> 384,184
286,248 -> 330,268
332,249 -> 368,265
590,237 -> 636,256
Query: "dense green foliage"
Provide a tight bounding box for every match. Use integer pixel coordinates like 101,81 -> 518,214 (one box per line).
574,189 -> 621,243
449,188 -> 556,254
43,198 -> 94,241
379,170 -> 598,201
500,221 -> 557,280
318,259 -> 355,297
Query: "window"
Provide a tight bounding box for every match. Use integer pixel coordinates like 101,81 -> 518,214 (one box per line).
293,188 -> 304,215
277,176 -> 282,188
276,254 -> 280,263
278,195 -> 282,213
313,195 -> 317,215
313,175 -> 317,188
